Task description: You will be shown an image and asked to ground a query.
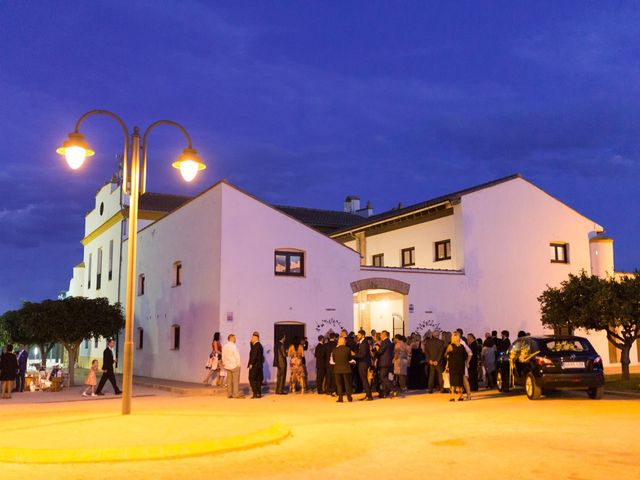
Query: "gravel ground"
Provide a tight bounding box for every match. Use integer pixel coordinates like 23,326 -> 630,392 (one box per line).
0,387 -> 638,480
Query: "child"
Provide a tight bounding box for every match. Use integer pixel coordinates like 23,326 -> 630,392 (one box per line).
82,359 -> 98,397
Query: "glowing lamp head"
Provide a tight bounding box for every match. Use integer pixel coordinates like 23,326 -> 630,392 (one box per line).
172,147 -> 206,182
56,132 -> 95,170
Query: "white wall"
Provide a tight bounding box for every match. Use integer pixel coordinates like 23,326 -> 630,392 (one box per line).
128,185 -> 222,382
218,183 -> 362,383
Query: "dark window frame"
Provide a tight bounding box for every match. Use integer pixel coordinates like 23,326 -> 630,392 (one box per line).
173,261 -> 182,287
138,274 -> 145,296
401,247 -> 415,267
434,239 -> 452,262
274,250 -> 305,277
171,324 -> 180,350
550,243 -> 569,264
372,253 -> 384,267
137,328 -> 144,350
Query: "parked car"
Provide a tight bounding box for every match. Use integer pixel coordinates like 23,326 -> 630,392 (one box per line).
496,335 -> 605,400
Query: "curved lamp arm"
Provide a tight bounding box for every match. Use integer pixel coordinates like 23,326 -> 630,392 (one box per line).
75,109 -> 132,194
140,120 -> 194,194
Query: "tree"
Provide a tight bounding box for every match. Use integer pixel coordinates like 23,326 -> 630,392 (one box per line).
44,297 -> 125,386
4,302 -> 58,367
539,271 -> 640,380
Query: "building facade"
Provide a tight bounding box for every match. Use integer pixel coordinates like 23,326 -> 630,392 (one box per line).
67,174 -> 638,382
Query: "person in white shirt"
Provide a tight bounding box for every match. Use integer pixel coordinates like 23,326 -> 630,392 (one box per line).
221,334 -> 243,398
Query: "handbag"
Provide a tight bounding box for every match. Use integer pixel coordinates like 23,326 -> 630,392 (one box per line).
442,371 -> 451,389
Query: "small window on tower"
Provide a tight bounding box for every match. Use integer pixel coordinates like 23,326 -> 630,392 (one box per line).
171,324 -> 180,350
138,274 -> 145,296
173,261 -> 182,287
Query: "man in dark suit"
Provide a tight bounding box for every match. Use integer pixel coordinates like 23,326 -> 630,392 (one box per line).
273,334 -> 287,394
424,330 -> 445,393
354,330 -> 373,400
15,344 -> 28,392
95,338 -> 121,395
324,332 -> 337,395
314,335 -> 326,394
248,331 -> 264,398
376,330 -> 396,398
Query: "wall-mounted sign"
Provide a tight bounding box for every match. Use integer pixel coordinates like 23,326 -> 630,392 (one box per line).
409,304 -> 415,313
226,312 -> 234,322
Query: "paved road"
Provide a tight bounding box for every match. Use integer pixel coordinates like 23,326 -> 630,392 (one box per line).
0,388 -> 638,479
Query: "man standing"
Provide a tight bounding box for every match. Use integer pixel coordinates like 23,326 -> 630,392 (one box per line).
354,330 -> 373,401
500,330 -> 511,354
273,333 -> 287,394
424,331 -> 445,393
324,332 -> 337,396
376,330 -> 396,398
314,335 -> 326,394
247,331 -> 264,398
96,338 -> 121,396
15,344 -> 28,392
222,334 -> 243,398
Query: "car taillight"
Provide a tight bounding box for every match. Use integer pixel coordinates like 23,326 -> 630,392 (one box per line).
535,356 -> 554,366
593,356 -> 602,365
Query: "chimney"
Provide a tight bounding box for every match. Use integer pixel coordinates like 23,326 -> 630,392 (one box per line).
344,195 -> 360,213
355,200 -> 374,218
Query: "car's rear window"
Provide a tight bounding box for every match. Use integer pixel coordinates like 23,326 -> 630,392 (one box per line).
544,339 -> 590,353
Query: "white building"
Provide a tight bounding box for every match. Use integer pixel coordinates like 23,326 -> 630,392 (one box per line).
67,173 -> 638,382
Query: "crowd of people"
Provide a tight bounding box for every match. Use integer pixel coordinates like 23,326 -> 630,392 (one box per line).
203,327 -> 521,402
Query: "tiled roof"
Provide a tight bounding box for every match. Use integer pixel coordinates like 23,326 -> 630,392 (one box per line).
273,205 -> 367,232
330,174 -> 522,235
138,192 -> 193,213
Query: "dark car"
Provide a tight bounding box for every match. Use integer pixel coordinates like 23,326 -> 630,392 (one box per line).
496,335 -> 604,400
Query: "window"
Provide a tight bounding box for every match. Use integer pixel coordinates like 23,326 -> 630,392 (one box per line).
137,328 -> 144,350
108,239 -> 113,281
171,324 -> 180,350
401,247 -> 415,267
372,254 -> 384,267
94,337 -> 99,348
87,253 -> 92,289
96,248 -> 103,290
84,339 -> 89,349
434,240 -> 451,262
172,261 -> 182,287
274,250 -> 305,276
138,274 -> 145,296
550,243 -> 569,263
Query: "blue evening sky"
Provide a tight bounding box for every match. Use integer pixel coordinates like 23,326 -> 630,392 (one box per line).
0,1 -> 638,312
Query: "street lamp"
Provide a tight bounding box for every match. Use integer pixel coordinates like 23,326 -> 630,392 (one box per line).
57,109 -> 206,415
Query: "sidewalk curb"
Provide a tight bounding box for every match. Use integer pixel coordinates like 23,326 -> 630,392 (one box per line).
605,390 -> 640,398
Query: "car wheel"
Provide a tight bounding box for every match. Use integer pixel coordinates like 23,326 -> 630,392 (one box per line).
525,373 -> 541,400
587,386 -> 604,399
497,370 -> 509,393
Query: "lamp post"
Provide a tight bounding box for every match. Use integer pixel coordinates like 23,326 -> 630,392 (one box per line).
57,110 -> 206,415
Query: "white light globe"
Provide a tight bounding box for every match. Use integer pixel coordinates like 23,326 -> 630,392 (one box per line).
179,159 -> 199,182
65,146 -> 87,170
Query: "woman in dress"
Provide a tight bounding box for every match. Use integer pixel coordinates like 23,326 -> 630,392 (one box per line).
0,344 -> 19,399
204,332 -> 223,386
445,332 -> 468,401
393,335 -> 411,396
407,333 -> 426,390
288,337 -> 306,393
466,333 -> 479,392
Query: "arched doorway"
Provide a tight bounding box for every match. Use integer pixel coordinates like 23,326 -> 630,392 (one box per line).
351,278 -> 410,336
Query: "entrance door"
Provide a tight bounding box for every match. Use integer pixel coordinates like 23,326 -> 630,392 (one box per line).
274,322 -> 305,351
